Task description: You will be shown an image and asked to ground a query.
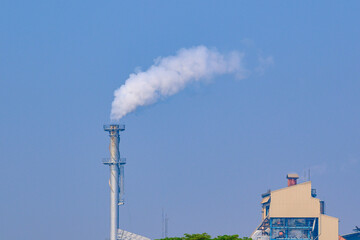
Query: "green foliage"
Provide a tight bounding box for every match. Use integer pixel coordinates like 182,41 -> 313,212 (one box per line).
184,233 -> 211,240
156,233 -> 251,240
213,235 -> 251,240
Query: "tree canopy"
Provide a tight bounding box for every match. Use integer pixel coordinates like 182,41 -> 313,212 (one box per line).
156,233 -> 251,240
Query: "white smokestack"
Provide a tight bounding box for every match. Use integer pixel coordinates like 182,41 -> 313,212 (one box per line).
110,45 -> 245,120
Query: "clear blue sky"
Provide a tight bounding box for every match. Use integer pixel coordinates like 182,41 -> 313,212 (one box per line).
1,1 -> 359,240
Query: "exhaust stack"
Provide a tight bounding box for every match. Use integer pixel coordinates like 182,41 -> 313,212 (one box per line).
287,173 -> 299,187
103,124 -> 126,240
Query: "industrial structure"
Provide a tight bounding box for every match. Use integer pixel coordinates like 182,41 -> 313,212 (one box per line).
101,126 -> 352,240
251,174 -> 339,240
103,124 -> 126,240
103,124 -> 151,240
118,229 -> 151,240
342,229 -> 360,240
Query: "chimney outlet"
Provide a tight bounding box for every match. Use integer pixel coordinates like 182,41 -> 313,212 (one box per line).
287,173 -> 299,187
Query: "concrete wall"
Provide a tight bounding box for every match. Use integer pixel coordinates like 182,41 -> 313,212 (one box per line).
269,182 -> 321,218
319,214 -> 339,240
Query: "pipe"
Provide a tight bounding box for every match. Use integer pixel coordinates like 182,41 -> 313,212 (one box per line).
104,124 -> 125,240
119,164 -> 125,204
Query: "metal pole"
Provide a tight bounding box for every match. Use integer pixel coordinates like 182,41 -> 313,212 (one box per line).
104,124 -> 125,240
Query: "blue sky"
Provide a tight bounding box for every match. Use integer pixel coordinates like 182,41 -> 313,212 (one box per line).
1,1 -> 359,240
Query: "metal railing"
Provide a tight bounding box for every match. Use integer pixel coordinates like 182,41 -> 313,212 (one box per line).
102,158 -> 126,165
104,124 -> 125,131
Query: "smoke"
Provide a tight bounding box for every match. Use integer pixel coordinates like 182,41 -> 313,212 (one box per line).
110,46 -> 245,120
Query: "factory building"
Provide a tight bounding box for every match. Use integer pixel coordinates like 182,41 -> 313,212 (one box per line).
342,231 -> 360,240
251,174 -> 339,240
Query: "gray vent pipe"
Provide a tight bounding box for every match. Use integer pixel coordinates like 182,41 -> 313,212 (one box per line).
104,124 -> 126,240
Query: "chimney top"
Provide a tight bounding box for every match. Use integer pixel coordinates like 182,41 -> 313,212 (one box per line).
287,173 -> 299,187
287,173 -> 299,179
104,124 -> 125,131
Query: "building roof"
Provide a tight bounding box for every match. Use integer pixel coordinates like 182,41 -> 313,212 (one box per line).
343,232 -> 360,240
118,229 -> 151,240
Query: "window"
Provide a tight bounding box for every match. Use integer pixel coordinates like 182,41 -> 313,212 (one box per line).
270,218 -> 317,240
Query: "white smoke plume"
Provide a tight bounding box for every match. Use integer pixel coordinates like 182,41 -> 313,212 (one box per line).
110,45 -> 245,120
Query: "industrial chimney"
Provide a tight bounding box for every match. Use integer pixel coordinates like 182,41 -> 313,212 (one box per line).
103,124 -> 126,240
286,173 -> 299,187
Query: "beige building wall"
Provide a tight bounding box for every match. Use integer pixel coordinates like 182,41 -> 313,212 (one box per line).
261,196 -> 270,220
269,182 -> 321,218
319,214 -> 339,240
253,180 -> 340,240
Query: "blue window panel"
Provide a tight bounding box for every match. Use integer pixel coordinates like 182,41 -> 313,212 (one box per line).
270,218 -> 317,240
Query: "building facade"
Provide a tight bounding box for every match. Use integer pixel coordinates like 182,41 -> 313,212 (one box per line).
251,174 -> 339,240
